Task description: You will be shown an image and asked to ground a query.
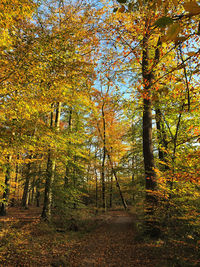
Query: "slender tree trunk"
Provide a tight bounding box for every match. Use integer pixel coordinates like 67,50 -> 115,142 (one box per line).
30,174 -> 36,205
11,155 -> 19,207
170,104 -> 184,194
22,179 -> 30,209
68,108 -> 72,131
142,24 -> 157,205
0,155 -> 12,216
101,102 -> 106,211
35,162 -> 42,207
155,107 -> 164,161
95,167 -> 98,210
109,171 -> 113,209
42,152 -> 56,219
132,156 -> 135,202
155,106 -> 169,170
22,155 -> 32,209
36,187 -> 40,207
107,152 -> 127,210
96,111 -> 127,210
42,102 -> 61,221
55,102 -> 61,130
64,108 -> 72,188
101,147 -> 106,211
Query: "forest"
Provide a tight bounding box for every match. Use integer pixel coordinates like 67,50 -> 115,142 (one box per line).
0,0 -> 200,266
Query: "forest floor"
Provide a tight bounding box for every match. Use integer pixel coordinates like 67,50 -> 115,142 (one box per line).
0,206 -> 199,266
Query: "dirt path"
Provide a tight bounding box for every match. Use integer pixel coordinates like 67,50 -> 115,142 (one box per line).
0,207 -> 200,267
1,208 -> 198,266
0,206 -> 41,223
0,208 -> 161,267
65,211 -> 160,267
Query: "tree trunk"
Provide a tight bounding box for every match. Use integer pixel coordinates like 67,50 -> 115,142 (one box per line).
155,106 -> 169,170
11,155 -> 19,207
101,102 -> 106,211
142,25 -> 157,205
64,108 -> 72,188
30,174 -> 36,205
143,78 -> 157,202
36,188 -> 40,207
155,107 -> 164,162
55,102 -> 61,130
41,151 -> 56,220
95,167 -> 98,210
96,108 -> 127,210
42,102 -> 61,221
35,162 -> 42,207
107,152 -> 127,210
21,155 -> 32,209
0,155 -> 12,216
142,21 -> 161,238
109,171 -> 113,209
132,156 -> 135,202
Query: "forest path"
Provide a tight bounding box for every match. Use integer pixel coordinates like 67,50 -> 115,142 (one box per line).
66,210 -> 162,267
0,206 -> 41,223
0,208 -> 197,266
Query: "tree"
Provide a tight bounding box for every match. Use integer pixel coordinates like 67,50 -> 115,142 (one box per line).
100,0 -> 200,234
91,84 -> 128,210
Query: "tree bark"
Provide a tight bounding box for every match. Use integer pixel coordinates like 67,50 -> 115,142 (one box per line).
64,108 -> 72,188
41,151 -> 56,220
36,188 -> 40,207
11,155 -> 19,207
142,24 -> 157,204
30,174 -> 36,205
109,171 -> 113,209
35,162 -> 42,207
101,102 -> 106,211
0,155 -> 12,216
142,21 -> 161,238
155,106 -> 169,170
42,102 -> 61,221
95,167 -> 98,210
132,156 -> 135,202
107,152 -> 127,210
21,155 -> 32,209
55,102 -> 61,130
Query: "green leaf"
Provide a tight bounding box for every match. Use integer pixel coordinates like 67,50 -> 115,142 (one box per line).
154,17 -> 173,28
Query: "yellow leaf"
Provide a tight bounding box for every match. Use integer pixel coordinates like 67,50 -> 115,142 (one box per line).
165,23 -> 180,41
138,0 -> 143,7
187,51 -> 196,57
172,0 -> 178,6
174,36 -> 188,43
183,1 -> 200,15
172,63 -> 186,71
156,0 -> 162,7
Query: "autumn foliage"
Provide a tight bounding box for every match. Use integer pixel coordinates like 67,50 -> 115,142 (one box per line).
0,0 -> 200,265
